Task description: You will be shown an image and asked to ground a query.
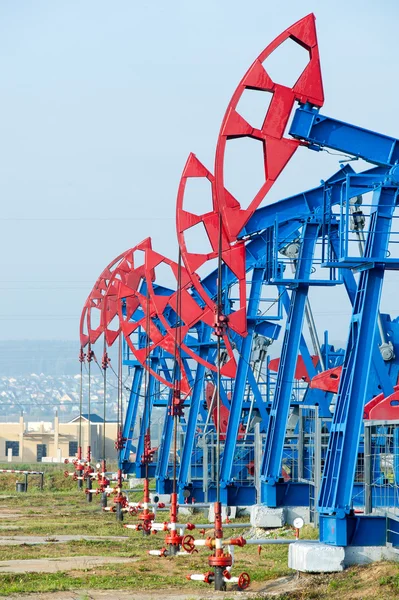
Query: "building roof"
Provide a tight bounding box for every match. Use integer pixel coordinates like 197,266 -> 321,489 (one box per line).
69,413 -> 105,424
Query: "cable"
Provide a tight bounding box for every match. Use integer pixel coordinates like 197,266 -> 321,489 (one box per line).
0,217 -> 174,222
78,348 -> 84,454
321,148 -> 357,162
102,338 -> 108,462
216,211 -> 223,505
172,249 -> 183,497
143,288 -> 151,482
119,333 -> 123,436
86,344 -> 93,460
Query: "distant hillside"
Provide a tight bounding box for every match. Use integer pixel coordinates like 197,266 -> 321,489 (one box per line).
0,338 -> 346,377
0,341 -> 88,376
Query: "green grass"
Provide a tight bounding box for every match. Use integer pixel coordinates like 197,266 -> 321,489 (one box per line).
379,571 -> 399,590
0,484 -> 295,595
3,481 -> 397,598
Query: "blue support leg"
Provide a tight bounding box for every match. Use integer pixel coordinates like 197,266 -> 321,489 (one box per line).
155,387 -> 175,494
178,327 -> 210,501
220,268 -> 266,490
135,360 -> 158,478
119,365 -> 143,473
260,223 -> 319,506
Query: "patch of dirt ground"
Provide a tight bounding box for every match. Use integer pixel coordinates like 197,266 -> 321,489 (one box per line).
0,579 -> 299,600
296,562 -> 399,599
0,555 -> 138,574
2,564 -> 399,599
0,535 -> 129,545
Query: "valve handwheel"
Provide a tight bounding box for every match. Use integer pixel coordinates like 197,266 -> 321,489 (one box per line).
238,572 -> 250,590
182,534 -> 195,554
128,506 -> 138,515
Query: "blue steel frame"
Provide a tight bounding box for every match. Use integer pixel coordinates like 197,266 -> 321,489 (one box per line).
289,104 -> 399,545
118,168 -> 395,507
118,103 -> 399,528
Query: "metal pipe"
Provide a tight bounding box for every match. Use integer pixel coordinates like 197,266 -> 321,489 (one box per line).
244,538 -> 299,545
187,522 -> 251,529
0,469 -> 44,475
147,521 -> 251,532
148,502 -> 212,508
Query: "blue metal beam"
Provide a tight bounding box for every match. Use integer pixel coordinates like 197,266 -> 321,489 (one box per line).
260,223 -> 319,506
119,364 -> 143,470
220,267 -> 266,487
290,105 -> 399,167
135,357 -> 158,477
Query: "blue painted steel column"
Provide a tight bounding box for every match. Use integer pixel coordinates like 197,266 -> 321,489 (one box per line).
178,328 -> 211,498
220,267 -> 266,487
318,185 -> 397,545
135,360 -> 158,477
155,386 -> 175,492
155,356 -> 189,490
119,365 -> 143,471
260,223 -> 319,506
279,286 -> 318,381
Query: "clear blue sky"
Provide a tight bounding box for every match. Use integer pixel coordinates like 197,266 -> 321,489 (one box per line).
0,0 -> 398,342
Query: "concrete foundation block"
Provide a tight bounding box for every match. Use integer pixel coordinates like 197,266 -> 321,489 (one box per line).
289,541 -> 345,572
344,545 -> 398,565
150,493 -> 170,504
286,506 -> 311,526
128,478 -> 144,489
289,542 -> 399,572
208,505 -> 237,522
178,506 -> 208,516
250,505 -> 286,528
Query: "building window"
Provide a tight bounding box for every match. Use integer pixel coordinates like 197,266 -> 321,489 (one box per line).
69,441 -> 78,456
5,441 -> 19,457
36,444 -> 47,462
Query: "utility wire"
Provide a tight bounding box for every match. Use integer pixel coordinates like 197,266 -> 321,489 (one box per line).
216,211 -> 223,505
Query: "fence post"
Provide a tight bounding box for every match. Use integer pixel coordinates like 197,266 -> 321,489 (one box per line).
298,407 -> 304,481
364,423 -> 372,514
254,422 -> 261,504
314,406 -> 321,527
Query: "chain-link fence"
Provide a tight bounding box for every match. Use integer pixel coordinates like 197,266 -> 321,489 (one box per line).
364,420 -> 399,517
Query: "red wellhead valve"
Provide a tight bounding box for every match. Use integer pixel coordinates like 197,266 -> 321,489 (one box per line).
238,572 -> 250,590
203,571 -> 214,585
